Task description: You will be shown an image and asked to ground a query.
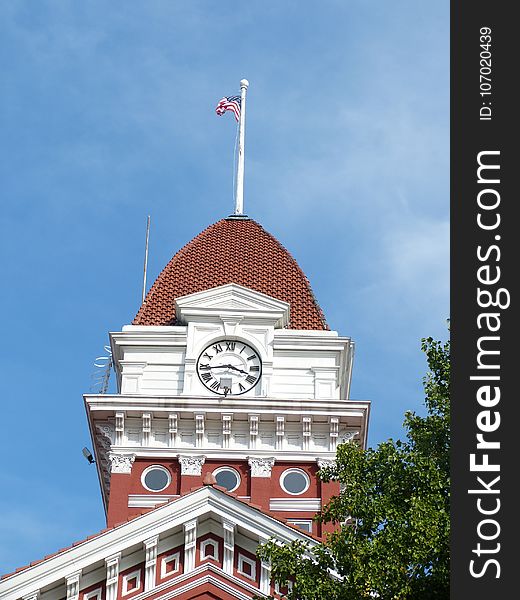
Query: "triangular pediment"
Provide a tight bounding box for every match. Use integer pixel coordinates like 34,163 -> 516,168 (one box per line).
175,284 -> 290,327
0,487 -> 314,600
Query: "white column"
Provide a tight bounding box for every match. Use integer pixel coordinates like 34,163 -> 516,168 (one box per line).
65,571 -> 81,600
105,553 -> 121,600
184,519 -> 198,573
222,519 -> 236,575
235,78 -> 249,215
144,535 -> 159,591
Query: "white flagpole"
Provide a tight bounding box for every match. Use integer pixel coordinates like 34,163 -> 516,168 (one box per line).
235,78 -> 249,215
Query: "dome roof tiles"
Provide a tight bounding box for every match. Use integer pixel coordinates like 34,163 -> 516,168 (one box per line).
133,217 -> 328,330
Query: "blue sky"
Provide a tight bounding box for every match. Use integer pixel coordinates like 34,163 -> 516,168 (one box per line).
0,1 -> 448,574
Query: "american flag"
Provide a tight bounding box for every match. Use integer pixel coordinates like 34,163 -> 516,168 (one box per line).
215,95 -> 241,121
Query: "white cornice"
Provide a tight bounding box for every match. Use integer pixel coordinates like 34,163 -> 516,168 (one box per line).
0,487 -> 315,600
101,448 -> 340,461
84,394 -> 370,415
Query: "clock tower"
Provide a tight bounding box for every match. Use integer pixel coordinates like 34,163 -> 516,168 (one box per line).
87,215 -> 370,538
0,214 -> 370,600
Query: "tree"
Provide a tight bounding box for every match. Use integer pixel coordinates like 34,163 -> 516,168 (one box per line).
257,335 -> 450,599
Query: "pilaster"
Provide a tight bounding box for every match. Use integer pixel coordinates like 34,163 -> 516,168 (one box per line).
222,518 -> 236,575
105,553 -> 121,600
248,456 -> 275,510
183,519 -> 197,573
65,571 -> 81,600
143,535 -> 159,591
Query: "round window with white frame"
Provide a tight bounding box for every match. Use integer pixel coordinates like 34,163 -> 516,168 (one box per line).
141,465 -> 171,492
213,466 -> 241,492
280,468 -> 310,495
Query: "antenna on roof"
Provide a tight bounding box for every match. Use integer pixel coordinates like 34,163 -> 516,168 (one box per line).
142,215 -> 151,304
90,344 -> 113,394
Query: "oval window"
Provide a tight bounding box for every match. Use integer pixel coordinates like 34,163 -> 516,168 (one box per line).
280,469 -> 310,495
213,467 -> 240,492
142,466 -> 171,492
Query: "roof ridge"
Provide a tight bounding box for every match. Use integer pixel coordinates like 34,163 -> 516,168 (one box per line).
0,486 -> 319,581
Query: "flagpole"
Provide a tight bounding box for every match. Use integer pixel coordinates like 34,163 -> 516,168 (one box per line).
235,78 -> 249,215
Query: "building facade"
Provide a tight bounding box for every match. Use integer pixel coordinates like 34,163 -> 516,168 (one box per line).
0,215 -> 370,600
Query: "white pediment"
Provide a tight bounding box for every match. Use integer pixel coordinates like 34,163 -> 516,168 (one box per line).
175,284 -> 290,328
0,487 -> 315,600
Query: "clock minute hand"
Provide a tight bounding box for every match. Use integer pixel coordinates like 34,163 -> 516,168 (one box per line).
211,363 -> 248,375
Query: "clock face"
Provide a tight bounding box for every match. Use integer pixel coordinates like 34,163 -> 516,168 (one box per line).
196,339 -> 262,396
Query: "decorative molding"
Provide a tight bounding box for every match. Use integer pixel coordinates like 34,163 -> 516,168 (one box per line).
222,519 -> 236,575
275,416 -> 285,450
65,570 -> 81,600
95,422 -> 114,443
169,413 -> 178,447
316,458 -> 336,470
248,456 -> 275,478
339,429 -> 360,443
115,412 -> 125,446
143,535 -> 158,592
160,552 -> 180,579
122,569 -> 141,596
302,416 -> 312,451
269,498 -> 321,511
220,315 -> 243,337
108,452 -> 135,474
222,414 -> 232,449
83,588 -> 102,600
128,494 -> 178,508
105,552 -> 121,600
200,539 -> 219,562
184,519 -> 197,573
94,422 -> 113,505
22,592 -> 40,600
175,283 -> 290,328
142,413 -> 151,446
329,417 -> 339,451
195,414 -> 205,448
0,487 -> 319,600
237,554 -> 256,581
249,415 -> 259,449
178,455 -> 206,476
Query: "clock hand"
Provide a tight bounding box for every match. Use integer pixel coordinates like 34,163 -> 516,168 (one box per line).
210,364 -> 248,375
226,364 -> 248,375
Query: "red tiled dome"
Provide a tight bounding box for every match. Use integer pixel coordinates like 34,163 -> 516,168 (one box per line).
133,217 -> 328,330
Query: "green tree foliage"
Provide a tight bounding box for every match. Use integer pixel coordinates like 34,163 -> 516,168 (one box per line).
257,335 -> 450,599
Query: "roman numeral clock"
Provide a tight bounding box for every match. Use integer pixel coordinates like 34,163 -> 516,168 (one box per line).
196,339 -> 262,396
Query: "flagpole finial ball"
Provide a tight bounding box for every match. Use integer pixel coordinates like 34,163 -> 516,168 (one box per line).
240,79 -> 249,89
